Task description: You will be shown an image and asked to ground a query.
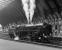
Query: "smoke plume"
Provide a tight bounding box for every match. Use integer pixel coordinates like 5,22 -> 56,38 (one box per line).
21,0 -> 36,24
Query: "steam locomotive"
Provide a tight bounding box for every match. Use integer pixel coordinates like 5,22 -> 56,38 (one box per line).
8,23 -> 52,42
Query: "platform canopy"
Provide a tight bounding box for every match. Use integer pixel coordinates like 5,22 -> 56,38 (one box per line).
0,0 -> 59,26
0,0 -> 27,26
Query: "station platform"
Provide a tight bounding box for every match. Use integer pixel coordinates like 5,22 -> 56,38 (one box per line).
0,39 -> 61,50
0,32 -> 62,50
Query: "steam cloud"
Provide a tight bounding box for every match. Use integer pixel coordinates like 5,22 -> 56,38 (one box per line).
21,0 -> 36,24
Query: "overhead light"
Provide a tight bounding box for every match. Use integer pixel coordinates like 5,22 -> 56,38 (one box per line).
0,0 -> 14,10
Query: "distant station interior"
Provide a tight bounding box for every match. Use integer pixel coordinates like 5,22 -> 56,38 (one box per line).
0,0 -> 62,50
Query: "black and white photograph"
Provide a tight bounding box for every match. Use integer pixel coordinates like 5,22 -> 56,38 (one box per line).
0,0 -> 62,50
